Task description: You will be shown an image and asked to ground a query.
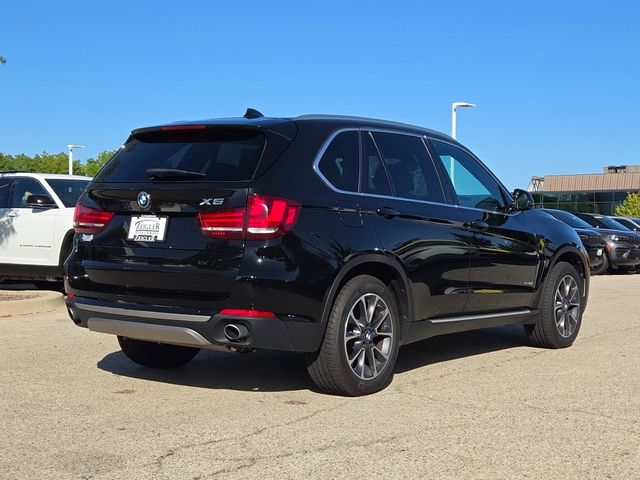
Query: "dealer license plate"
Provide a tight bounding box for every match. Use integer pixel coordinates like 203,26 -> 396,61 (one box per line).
127,216 -> 168,242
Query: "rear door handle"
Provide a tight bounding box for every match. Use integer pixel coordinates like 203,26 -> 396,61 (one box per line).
464,219 -> 489,230
376,207 -> 400,219
7,211 -> 17,218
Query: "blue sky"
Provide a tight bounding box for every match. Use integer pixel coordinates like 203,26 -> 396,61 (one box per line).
1,0 -> 638,188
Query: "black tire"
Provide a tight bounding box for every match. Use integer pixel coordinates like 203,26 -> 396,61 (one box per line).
117,336 -> 200,369
524,261 -> 584,348
590,253 -> 609,276
306,275 -> 401,396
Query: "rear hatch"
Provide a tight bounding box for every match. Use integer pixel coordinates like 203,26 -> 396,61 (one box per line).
74,122 -> 295,302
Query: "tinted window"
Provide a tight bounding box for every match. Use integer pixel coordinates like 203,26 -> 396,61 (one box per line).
362,132 -> 392,196
614,218 -> 638,230
95,129 -> 265,183
431,140 -> 506,211
0,179 -> 10,208
372,132 -> 444,202
317,131 -> 359,191
10,178 -> 49,208
544,210 -> 593,229
45,179 -> 90,207
593,215 -> 630,230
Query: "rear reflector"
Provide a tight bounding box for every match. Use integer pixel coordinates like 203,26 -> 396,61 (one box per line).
219,309 -> 276,318
198,194 -> 300,240
73,204 -> 115,234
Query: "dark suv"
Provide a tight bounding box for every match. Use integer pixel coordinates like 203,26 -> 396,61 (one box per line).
540,209 -> 606,274
65,111 -> 590,396
574,213 -> 640,272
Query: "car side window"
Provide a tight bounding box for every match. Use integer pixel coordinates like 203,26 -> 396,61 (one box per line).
0,179 -> 11,208
361,132 -> 392,196
317,131 -> 359,192
10,178 -> 49,208
371,132 -> 444,203
430,140 -> 506,211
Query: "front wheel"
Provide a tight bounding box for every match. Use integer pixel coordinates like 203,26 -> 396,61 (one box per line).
306,275 -> 401,396
117,336 -> 200,368
524,261 -> 584,348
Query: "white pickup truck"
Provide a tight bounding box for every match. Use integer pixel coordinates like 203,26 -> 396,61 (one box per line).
0,172 -> 91,288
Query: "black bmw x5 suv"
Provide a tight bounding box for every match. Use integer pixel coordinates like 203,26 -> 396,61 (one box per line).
66,111 -> 590,396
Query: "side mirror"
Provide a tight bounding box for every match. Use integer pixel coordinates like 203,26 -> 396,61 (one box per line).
512,189 -> 534,211
26,194 -> 57,209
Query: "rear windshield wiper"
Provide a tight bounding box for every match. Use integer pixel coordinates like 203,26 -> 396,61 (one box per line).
146,168 -> 206,180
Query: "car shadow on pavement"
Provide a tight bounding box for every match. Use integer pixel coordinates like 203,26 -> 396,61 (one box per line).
395,325 -> 529,374
98,325 -> 529,392
97,349 -> 314,392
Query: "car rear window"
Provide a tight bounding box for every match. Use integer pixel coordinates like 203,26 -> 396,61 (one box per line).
94,128 -> 265,182
45,179 -> 90,207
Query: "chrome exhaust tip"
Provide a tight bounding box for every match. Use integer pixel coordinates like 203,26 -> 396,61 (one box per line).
223,323 -> 249,341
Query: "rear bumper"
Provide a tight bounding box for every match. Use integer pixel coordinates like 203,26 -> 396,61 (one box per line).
66,296 -> 324,352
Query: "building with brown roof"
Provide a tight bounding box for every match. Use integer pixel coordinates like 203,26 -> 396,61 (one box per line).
528,165 -> 640,214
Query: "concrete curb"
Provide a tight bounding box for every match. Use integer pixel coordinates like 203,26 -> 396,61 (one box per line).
0,291 -> 65,317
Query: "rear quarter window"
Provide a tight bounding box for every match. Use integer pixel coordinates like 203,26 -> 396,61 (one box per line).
94,129 -> 265,182
317,131 -> 359,192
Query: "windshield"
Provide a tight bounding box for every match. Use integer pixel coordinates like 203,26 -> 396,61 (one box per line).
544,210 -> 593,229
614,218 -> 639,230
593,215 -> 631,230
45,179 -> 91,207
94,129 -> 265,183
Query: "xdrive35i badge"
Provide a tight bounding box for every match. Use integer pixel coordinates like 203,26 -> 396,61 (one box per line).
137,191 -> 151,209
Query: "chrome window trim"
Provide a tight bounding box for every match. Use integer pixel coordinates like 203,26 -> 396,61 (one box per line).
312,127 -> 517,217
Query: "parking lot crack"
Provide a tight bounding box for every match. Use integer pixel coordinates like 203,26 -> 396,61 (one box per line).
201,422 -> 470,479
148,402 -> 350,475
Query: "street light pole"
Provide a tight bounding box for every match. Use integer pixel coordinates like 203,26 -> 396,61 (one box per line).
451,101 -> 476,140
67,144 -> 85,175
449,102 -> 476,187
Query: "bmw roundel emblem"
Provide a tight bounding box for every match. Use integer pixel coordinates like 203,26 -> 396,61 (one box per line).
137,191 -> 151,209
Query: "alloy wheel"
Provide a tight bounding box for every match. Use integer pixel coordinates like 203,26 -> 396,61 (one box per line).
343,293 -> 394,380
554,275 -> 580,338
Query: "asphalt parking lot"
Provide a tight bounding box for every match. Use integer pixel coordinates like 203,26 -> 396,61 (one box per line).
1,275 -> 639,479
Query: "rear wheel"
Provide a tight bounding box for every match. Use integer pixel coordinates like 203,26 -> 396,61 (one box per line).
306,275 -> 400,396
525,262 -> 583,348
117,336 -> 200,368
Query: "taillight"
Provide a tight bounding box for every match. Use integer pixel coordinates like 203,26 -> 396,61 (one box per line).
198,194 -> 300,240
73,204 -> 115,234
198,209 -> 245,239
246,195 -> 300,239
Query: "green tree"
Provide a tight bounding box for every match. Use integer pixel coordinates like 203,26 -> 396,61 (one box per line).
0,149 -> 117,176
615,192 -> 640,217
